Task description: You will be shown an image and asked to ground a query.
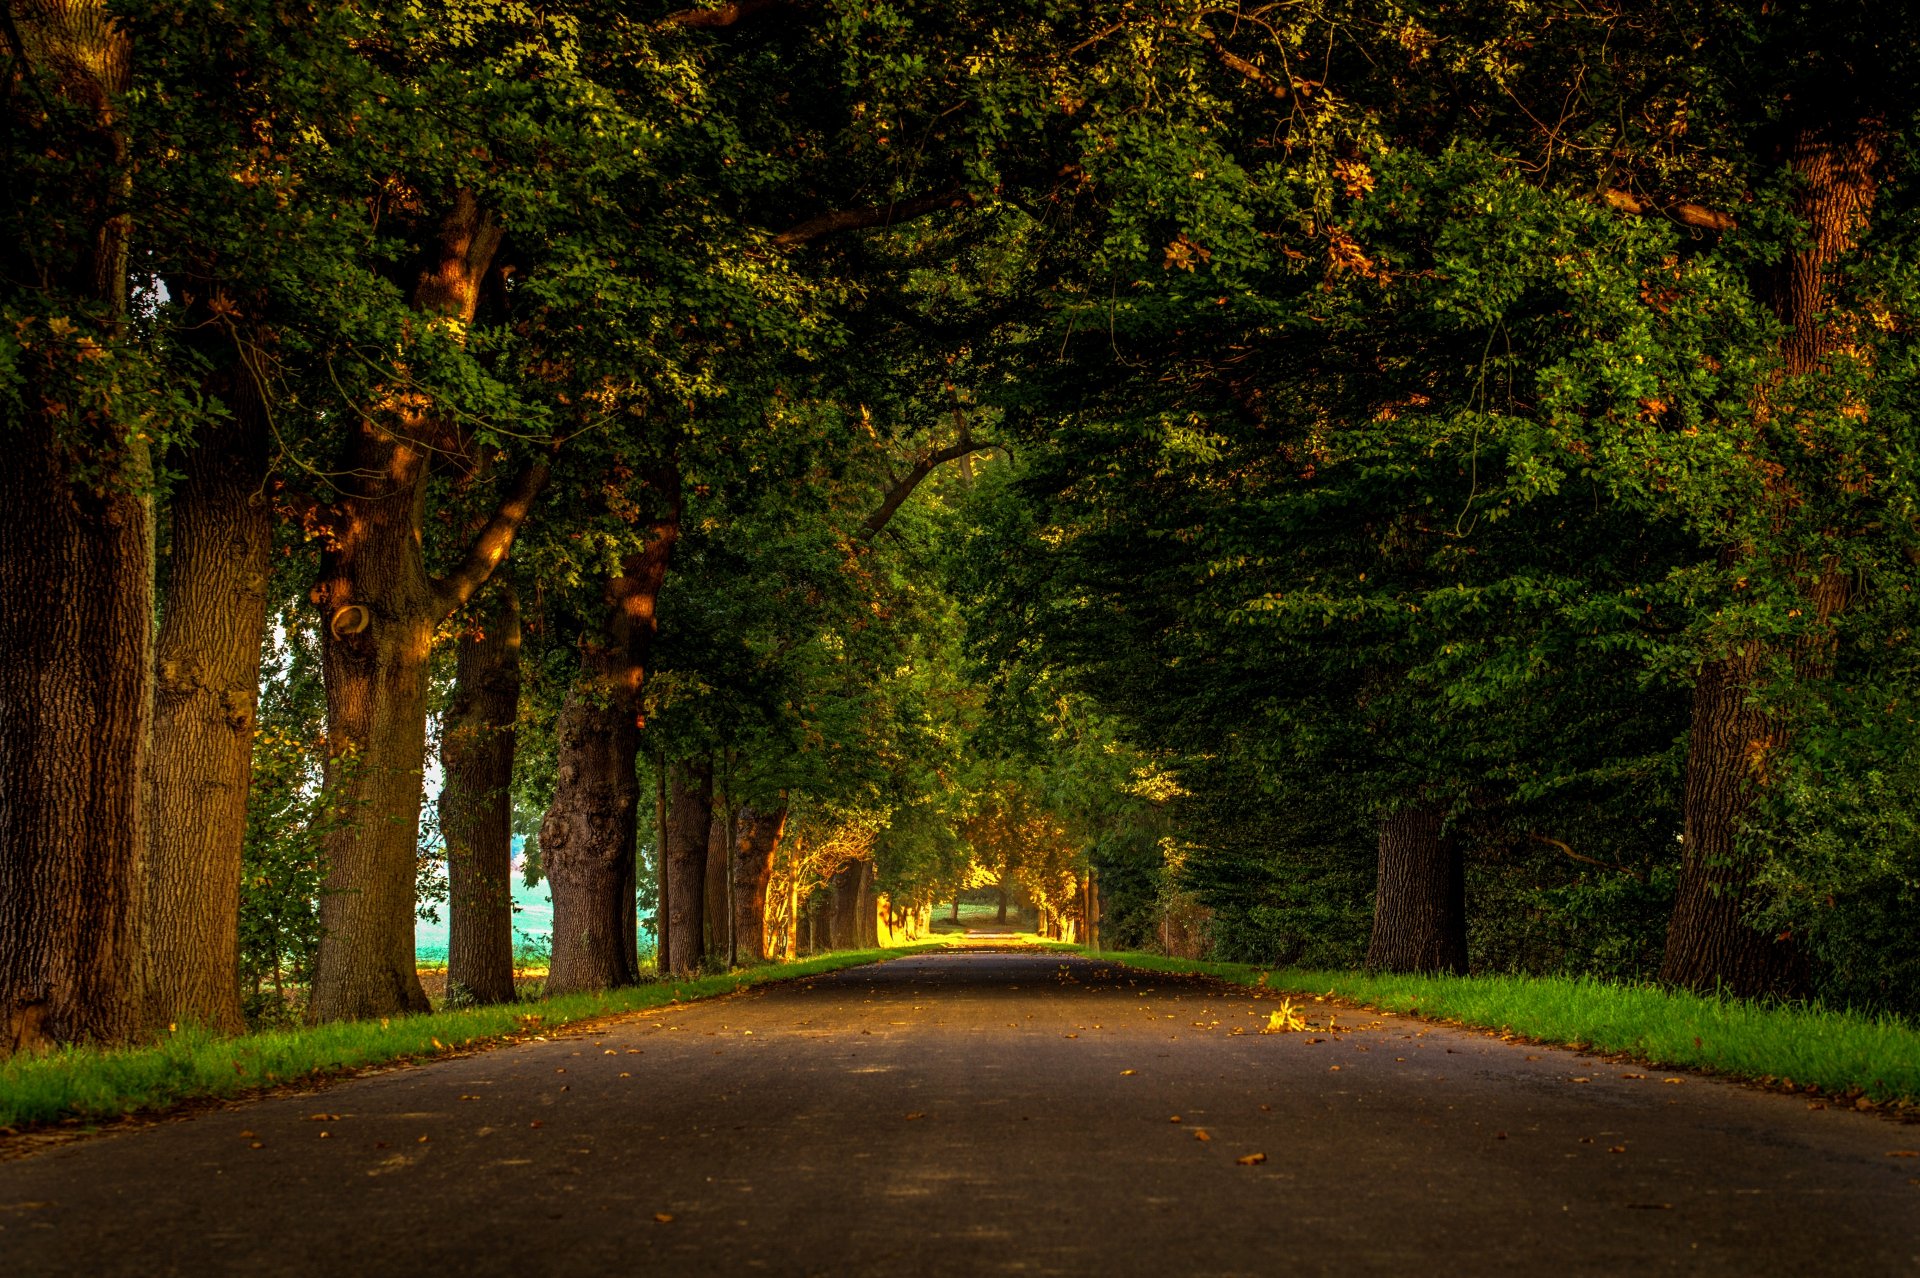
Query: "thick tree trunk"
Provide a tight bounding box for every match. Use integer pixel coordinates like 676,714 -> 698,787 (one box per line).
306,194 -> 541,1022
704,808 -> 731,962
1662,117 -> 1879,996
542,518 -> 676,997
654,759 -> 669,971
731,805 -> 788,963
857,861 -> 879,948
664,760 -> 713,975
1366,805 -> 1467,974
996,881 -> 1009,925
439,585 -> 521,1006
540,688 -> 636,996
0,2 -> 150,1053
145,384 -> 271,1034
827,863 -> 861,950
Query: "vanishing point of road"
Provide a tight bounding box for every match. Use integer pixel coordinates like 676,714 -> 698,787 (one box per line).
2,950 -> 1915,1275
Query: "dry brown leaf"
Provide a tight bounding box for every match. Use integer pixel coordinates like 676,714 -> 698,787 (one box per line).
1236,1153 -> 1267,1166
1193,1129 -> 1211,1142
654,1213 -> 675,1224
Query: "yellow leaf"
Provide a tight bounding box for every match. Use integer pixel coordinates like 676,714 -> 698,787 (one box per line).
1193,1129 -> 1211,1142
1236,1153 -> 1267,1166
654,1213 -> 675,1224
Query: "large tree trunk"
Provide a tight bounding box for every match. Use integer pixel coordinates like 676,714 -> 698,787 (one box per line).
542,516 -> 677,997
306,195 -> 542,1022
439,585 -> 521,1006
145,382 -> 272,1034
540,686 -> 637,996
705,807 -> 731,963
827,862 -> 862,950
1366,805 -> 1467,975
664,760 -> 713,975
857,861 -> 879,948
0,3 -> 151,1053
1661,117 -> 1879,997
654,758 -> 669,971
731,805 -> 788,963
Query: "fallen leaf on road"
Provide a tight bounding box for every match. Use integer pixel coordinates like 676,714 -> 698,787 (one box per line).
1608,1146 -> 1626,1154
529,1121 -> 544,1129
1120,1069 -> 1136,1076
1626,1203 -> 1672,1211
1169,1115 -> 1182,1123
417,1135 -> 429,1144
1571,1077 -> 1591,1084
1889,1151 -> 1919,1158
1264,1000 -> 1306,1033
1236,1153 -> 1267,1166
1620,1074 -> 1645,1080
905,1113 -> 924,1120
654,1213 -> 675,1224
1663,1078 -> 1684,1085
249,1142 -> 264,1150
1064,1033 -> 1079,1039
1329,1065 -> 1341,1072
1193,1129 -> 1211,1142
619,1072 -> 631,1078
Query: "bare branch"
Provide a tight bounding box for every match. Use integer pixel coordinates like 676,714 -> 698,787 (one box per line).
657,0 -> 794,30
1602,188 -> 1736,232
774,188 -> 976,248
1195,26 -> 1288,101
431,460 -> 552,619
859,429 -> 992,541
1528,832 -> 1645,883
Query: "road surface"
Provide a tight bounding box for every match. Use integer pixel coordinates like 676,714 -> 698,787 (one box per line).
2,951 -> 1915,1275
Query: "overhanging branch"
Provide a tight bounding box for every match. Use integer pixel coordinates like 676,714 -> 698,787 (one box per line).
657,0 -> 795,29
432,460 -> 552,618
859,430 -> 992,541
773,188 -> 976,248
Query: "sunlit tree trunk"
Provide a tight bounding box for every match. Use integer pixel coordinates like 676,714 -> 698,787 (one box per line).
664,760 -> 713,975
1366,804 -> 1466,974
440,584 -> 521,1006
145,375 -> 271,1034
730,804 -> 787,963
1662,117 -> 1879,997
0,1 -> 152,1053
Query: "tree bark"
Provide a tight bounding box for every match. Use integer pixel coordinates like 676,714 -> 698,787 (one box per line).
827,862 -> 861,949
145,377 -> 272,1034
654,757 -> 669,970
542,513 -> 678,997
1366,804 -> 1467,974
664,760 -> 713,975
731,804 -> 788,963
439,584 -> 521,1006
996,880 -> 1009,925
1,1 -> 150,1053
1661,116 -> 1879,997
704,807 -> 731,962
857,861 -> 879,948
306,194 -> 544,1022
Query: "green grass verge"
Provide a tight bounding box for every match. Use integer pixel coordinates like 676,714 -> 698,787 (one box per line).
1082,951 -> 1920,1109
0,944 -> 945,1132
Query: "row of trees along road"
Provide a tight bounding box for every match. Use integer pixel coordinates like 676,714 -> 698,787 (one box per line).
7,0 -> 1920,1052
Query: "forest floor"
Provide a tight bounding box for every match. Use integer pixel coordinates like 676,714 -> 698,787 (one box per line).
1,950 -> 1915,1275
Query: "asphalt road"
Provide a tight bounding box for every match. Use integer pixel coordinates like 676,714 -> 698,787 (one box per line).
2,950 -> 1916,1276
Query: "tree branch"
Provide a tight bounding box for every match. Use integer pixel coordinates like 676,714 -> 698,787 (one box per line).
657,0 -> 795,29
773,188 -> 976,248
1195,26 -> 1288,101
859,430 -> 991,541
1602,189 -> 1736,232
432,459 -> 552,618
1527,832 -> 1645,883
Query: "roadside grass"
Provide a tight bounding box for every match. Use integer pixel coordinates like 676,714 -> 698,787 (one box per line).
0,943 -> 948,1132
1085,951 -> 1920,1110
